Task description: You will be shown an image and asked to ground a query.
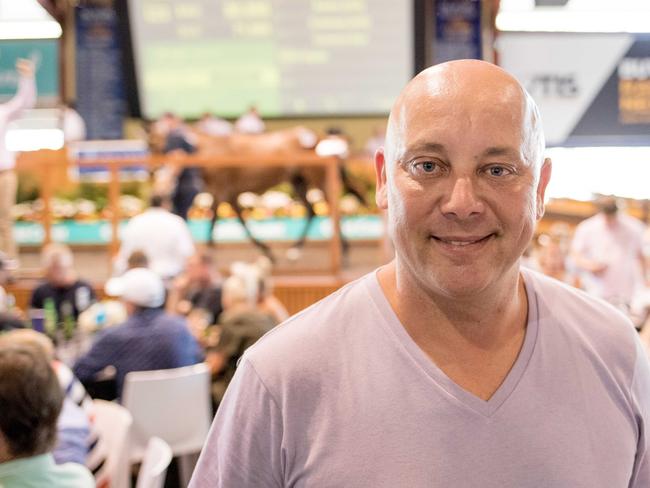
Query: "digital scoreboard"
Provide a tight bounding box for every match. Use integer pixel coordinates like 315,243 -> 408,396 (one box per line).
127,0 -> 413,118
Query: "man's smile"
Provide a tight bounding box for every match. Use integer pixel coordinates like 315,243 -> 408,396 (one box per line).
430,233 -> 496,251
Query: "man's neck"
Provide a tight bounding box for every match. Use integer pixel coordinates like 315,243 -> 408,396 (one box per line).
377,260 -> 529,400
379,261 -> 527,337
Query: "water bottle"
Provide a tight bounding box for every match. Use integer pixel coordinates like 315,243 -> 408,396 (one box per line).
61,300 -> 75,340
43,298 -> 58,337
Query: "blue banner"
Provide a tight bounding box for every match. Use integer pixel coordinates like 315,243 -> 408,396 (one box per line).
75,5 -> 126,139
433,0 -> 482,65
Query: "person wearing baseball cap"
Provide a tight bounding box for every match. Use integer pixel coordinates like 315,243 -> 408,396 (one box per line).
73,268 -> 202,400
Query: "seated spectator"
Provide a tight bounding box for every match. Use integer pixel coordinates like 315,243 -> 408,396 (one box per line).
206,269 -> 277,407
167,251 -> 223,325
79,249 -> 147,334
29,243 -> 96,329
0,329 -> 104,470
73,267 -> 202,400
195,111 -> 232,136
0,343 -> 94,487
234,105 -> 265,134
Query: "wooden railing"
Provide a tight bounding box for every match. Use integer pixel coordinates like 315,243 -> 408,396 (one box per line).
6,275 -> 346,317
16,148 -> 344,274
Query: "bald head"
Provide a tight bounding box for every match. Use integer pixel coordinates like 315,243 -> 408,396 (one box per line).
385,60 -> 545,174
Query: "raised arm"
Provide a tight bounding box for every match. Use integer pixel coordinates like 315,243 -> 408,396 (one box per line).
2,59 -> 37,121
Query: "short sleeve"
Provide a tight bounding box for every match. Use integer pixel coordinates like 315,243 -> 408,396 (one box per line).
189,358 -> 284,487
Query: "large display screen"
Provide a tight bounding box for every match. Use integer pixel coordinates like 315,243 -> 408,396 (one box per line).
127,0 -> 413,119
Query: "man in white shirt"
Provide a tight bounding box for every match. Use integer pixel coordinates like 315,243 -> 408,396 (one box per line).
571,195 -> 646,308
0,59 -> 36,261
113,195 -> 195,279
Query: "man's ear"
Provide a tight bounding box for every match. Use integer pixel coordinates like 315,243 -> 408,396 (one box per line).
375,148 -> 388,210
536,158 -> 552,220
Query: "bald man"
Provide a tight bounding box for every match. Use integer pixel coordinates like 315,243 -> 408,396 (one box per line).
190,61 -> 650,487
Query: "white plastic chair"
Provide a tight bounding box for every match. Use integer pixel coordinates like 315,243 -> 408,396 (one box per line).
135,437 -> 173,488
122,363 -> 212,486
91,399 -> 133,488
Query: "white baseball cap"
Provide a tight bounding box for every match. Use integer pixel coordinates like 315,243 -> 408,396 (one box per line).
104,268 -> 165,308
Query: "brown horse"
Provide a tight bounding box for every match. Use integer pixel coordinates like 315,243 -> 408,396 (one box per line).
154,126 -> 368,262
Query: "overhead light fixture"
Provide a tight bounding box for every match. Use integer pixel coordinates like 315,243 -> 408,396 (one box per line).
0,20 -> 62,40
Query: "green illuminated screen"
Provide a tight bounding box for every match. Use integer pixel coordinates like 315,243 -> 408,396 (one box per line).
127,0 -> 413,118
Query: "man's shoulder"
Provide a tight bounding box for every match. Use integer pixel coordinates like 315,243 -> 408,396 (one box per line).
31,281 -> 51,296
525,269 -> 639,360
149,311 -> 191,335
619,213 -> 646,235
52,460 -> 95,487
95,312 -> 181,345
573,213 -> 602,232
127,208 -> 184,225
93,320 -> 130,344
157,311 -> 189,328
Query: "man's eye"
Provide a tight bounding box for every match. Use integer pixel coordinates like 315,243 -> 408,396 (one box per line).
410,160 -> 442,176
486,165 -> 512,177
421,161 -> 436,172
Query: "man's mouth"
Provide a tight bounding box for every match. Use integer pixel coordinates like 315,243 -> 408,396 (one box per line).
430,234 -> 495,247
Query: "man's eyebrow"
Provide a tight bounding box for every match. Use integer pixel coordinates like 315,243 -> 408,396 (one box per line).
481,146 -> 521,159
403,142 -> 446,156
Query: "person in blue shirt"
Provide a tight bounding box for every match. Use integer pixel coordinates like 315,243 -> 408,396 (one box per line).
73,267 -> 203,400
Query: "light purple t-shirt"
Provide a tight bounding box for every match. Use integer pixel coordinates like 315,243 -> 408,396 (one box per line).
190,268 -> 650,487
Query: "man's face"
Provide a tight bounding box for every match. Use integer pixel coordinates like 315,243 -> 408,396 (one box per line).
376,80 -> 551,299
186,256 -> 209,283
46,259 -> 70,287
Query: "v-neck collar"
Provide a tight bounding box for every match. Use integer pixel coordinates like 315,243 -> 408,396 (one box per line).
366,268 -> 539,418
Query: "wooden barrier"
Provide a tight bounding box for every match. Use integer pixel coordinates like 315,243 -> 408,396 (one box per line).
6,274 -> 347,318
16,148 -> 343,275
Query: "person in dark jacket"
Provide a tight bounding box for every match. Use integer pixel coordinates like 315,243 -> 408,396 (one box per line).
73,268 -> 202,400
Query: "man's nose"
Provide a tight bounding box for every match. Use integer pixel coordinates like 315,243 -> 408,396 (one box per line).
439,177 -> 484,219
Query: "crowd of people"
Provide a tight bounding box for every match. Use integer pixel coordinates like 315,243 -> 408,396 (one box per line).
0,192 -> 290,484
